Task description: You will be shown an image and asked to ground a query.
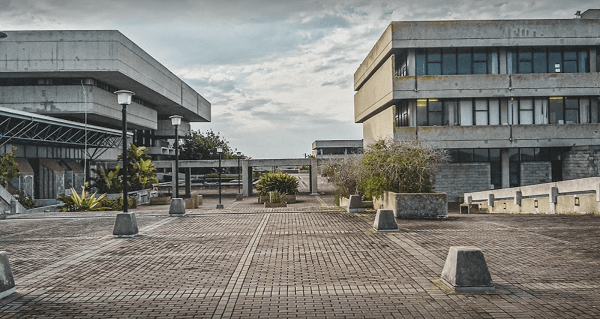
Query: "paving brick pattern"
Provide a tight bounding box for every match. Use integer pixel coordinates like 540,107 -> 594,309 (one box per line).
1,195 -> 600,318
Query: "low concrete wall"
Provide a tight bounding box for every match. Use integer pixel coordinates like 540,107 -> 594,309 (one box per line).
374,191 -> 448,219
465,177 -> 600,214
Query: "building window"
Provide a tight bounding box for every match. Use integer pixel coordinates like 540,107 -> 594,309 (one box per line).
395,102 -> 409,127
416,99 -> 450,126
548,96 -> 591,124
518,98 -> 534,125
508,47 -> 589,74
474,99 -> 488,125
417,48 -> 498,75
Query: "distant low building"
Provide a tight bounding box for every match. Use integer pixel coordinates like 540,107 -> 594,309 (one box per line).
354,9 -> 600,201
312,140 -> 363,159
0,30 -> 211,199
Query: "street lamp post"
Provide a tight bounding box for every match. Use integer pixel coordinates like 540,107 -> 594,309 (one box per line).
168,115 -> 186,216
169,115 -> 183,199
112,90 -> 139,238
114,90 -> 134,213
217,147 -> 224,209
236,151 -> 242,201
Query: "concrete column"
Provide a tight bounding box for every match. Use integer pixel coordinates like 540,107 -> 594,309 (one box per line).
549,186 -> 558,213
514,191 -> 522,206
185,168 -> 191,198
407,49 -> 416,75
488,194 -> 494,207
310,157 -> 318,195
501,149 -> 510,189
499,48 -> 507,75
590,48 -> 597,73
242,160 -> 250,197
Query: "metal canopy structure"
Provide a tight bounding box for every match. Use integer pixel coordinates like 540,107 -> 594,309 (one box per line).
0,106 -> 126,152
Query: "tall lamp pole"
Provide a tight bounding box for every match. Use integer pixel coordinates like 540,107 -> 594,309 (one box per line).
236,151 -> 242,201
114,90 -> 134,213
169,115 -> 183,199
217,147 -> 224,209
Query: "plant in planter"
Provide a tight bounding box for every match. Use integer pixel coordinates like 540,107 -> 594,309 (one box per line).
264,191 -> 287,207
256,172 -> 299,203
325,138 -> 449,219
58,185 -> 109,212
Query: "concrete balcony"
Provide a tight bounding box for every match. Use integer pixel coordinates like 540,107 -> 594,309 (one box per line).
394,123 -> 600,149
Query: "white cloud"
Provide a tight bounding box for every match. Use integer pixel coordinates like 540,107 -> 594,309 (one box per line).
1,0 -> 597,157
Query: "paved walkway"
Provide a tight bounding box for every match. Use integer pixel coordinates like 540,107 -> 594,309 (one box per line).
1,194 -> 600,318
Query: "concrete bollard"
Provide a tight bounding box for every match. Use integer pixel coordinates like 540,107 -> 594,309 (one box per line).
373,209 -> 398,232
441,246 -> 494,292
0,251 -> 15,300
169,198 -> 187,217
347,195 -> 364,213
112,212 -> 139,237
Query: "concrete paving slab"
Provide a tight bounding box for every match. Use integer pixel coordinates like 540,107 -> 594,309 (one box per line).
1,194 -> 600,318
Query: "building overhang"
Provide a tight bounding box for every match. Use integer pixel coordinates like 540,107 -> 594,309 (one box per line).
0,106 -> 129,149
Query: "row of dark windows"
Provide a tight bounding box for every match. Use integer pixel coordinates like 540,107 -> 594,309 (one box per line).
12,144 -> 84,159
507,47 -> 589,74
0,77 -> 156,109
410,46 -> 591,76
396,96 -> 597,127
449,147 -> 561,163
416,48 -> 498,76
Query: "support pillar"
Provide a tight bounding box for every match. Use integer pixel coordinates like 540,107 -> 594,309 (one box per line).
242,160 -> 251,197
310,157 -> 318,195
185,168 -> 191,198
501,149 -> 510,189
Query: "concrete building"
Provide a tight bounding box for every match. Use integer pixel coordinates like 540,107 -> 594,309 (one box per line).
354,10 -> 600,201
0,30 -> 210,199
312,140 -> 363,159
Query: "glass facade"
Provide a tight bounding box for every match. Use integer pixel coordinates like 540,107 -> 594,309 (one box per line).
399,96 -> 597,127
416,48 -> 499,76
507,47 -> 589,74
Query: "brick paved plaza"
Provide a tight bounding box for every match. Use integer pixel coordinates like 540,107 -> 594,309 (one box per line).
2,193 -> 600,318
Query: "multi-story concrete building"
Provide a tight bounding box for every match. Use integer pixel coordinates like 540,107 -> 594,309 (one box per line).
354,9 -> 600,201
312,140 -> 363,159
0,30 -> 210,199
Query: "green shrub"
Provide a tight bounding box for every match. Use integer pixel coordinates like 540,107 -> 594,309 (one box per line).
0,147 -> 20,188
14,189 -> 35,209
255,172 -> 299,196
58,185 -> 109,212
267,191 -> 286,204
323,139 -> 447,202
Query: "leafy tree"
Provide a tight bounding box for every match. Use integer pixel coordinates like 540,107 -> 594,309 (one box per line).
179,129 -> 236,160
0,147 -> 20,188
117,144 -> 159,191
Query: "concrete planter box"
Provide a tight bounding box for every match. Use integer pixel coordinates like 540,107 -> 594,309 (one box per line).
264,202 -> 287,208
259,194 -> 296,204
106,189 -> 156,206
339,197 -> 373,209
374,191 -> 447,219
150,196 -> 171,205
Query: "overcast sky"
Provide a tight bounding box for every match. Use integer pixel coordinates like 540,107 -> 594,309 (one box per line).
1,0 -> 596,158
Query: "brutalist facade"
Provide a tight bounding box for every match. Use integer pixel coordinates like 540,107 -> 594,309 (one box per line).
354,10 -> 600,201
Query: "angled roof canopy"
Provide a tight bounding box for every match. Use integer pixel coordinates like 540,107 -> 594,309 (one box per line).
0,106 -> 128,149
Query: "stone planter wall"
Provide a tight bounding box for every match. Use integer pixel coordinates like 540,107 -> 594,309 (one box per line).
106,189 -> 157,206
258,194 -> 296,204
374,191 -> 447,219
264,202 -> 287,208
